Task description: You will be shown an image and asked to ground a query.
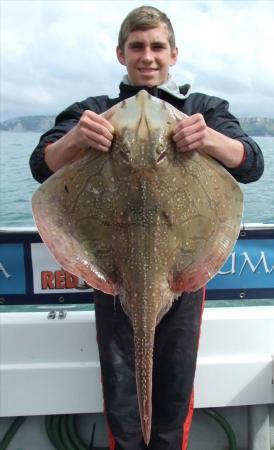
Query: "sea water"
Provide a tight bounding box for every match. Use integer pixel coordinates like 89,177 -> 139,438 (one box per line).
0,132 -> 273,227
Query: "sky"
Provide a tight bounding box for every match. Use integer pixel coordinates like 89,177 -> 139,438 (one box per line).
1,0 -> 274,121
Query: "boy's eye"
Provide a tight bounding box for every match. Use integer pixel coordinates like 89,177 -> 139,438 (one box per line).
130,43 -> 144,49
152,44 -> 166,49
129,43 -> 167,50
152,46 -> 165,51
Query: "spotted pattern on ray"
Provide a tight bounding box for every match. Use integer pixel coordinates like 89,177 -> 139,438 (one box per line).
32,90 -> 243,444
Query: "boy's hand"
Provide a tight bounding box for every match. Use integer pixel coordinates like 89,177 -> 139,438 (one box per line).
172,113 -> 208,152
75,110 -> 114,152
45,111 -> 114,172
172,113 -> 245,168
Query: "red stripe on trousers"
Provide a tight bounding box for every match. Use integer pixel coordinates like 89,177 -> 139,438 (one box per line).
98,356 -> 116,450
107,421 -> 116,450
181,286 -> 206,450
98,325 -> 116,450
103,400 -> 116,450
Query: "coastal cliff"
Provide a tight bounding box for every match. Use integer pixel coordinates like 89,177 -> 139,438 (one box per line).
1,115 -> 274,136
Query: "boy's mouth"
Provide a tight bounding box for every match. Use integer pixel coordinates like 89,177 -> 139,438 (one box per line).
138,68 -> 158,74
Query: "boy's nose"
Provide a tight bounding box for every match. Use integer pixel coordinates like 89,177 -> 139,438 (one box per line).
141,47 -> 154,62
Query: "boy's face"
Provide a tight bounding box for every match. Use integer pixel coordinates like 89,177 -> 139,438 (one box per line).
117,23 -> 178,87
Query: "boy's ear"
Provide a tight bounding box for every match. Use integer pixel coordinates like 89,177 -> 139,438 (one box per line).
116,47 -> 126,66
170,47 -> 178,66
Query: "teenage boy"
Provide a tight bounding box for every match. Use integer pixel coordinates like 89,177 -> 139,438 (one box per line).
30,6 -> 264,450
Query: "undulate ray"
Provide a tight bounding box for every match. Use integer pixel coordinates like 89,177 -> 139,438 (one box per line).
32,90 -> 243,444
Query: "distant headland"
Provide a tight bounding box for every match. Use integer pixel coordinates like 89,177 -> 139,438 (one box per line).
0,116 -> 55,133
0,115 -> 274,136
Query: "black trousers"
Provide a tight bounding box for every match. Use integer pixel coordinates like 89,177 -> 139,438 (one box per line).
94,288 -> 205,450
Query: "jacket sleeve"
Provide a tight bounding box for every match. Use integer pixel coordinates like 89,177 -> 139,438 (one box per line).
29,96 -> 110,184
29,102 -> 86,183
203,96 -> 264,184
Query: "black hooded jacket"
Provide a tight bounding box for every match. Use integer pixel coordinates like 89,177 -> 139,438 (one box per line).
29,82 -> 264,184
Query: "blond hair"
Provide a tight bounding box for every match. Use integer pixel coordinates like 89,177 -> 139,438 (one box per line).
118,5 -> 176,50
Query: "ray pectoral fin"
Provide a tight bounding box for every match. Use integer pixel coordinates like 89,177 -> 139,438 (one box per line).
36,218 -> 117,295
169,245 -> 216,293
169,227 -> 240,293
32,187 -> 118,296
169,263 -> 205,294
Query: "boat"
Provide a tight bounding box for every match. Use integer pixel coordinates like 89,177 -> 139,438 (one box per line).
0,224 -> 274,449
